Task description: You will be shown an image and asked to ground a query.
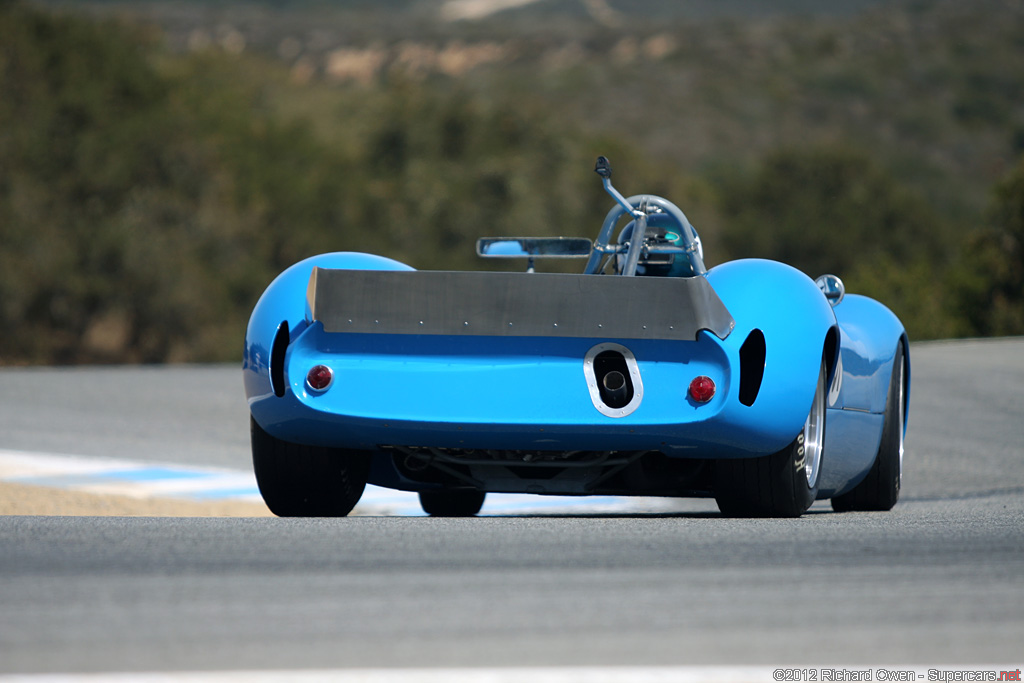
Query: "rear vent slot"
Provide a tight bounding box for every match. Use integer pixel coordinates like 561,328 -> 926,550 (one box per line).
739,329 -> 766,407
270,321 -> 289,398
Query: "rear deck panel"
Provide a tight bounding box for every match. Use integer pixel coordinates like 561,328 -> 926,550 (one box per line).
307,269 -> 735,341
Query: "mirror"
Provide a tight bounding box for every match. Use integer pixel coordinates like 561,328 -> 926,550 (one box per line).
815,273 -> 845,306
477,237 -> 592,258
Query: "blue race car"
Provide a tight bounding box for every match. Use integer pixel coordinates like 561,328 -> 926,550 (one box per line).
244,157 -> 909,518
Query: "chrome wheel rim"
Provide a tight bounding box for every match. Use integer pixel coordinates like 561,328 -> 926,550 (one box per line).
802,363 -> 827,489
897,357 -> 905,477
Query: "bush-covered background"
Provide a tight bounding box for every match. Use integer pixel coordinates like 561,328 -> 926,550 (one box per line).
1,0 -> 1022,364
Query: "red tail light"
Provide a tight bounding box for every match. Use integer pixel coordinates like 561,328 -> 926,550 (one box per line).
688,375 -> 716,403
306,365 -> 334,392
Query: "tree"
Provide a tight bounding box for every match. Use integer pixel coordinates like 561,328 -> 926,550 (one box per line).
718,146 -> 945,276
716,146 -> 957,339
951,156 -> 1024,336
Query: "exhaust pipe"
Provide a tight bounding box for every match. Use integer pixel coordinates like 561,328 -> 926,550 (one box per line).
601,370 -> 629,407
584,343 -> 643,417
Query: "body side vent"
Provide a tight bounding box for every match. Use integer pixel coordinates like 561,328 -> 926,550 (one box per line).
270,321 -> 289,398
739,329 -> 766,407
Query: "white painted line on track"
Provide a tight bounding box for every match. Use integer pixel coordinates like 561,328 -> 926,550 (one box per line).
0,449 -> 264,504
0,449 -> 703,516
6,667 -> 1019,683
0,668 -> 1018,683
0,667 -> 796,683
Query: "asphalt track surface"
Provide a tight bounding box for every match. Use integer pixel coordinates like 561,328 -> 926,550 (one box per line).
0,338 -> 1022,675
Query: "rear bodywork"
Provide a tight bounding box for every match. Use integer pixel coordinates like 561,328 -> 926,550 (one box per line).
244,252 -> 905,499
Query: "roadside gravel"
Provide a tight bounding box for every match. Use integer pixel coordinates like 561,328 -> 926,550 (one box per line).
0,482 -> 273,517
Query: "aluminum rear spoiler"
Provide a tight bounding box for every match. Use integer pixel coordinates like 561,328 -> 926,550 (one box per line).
307,269 -> 735,341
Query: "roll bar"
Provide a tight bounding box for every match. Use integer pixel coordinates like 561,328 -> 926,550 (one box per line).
585,157 -> 706,277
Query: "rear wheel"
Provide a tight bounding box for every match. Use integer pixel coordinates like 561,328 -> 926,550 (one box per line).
251,416 -> 370,517
714,358 -> 827,518
418,490 -> 486,517
832,344 -> 905,512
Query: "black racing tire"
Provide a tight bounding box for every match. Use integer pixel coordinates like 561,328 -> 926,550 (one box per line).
251,416 -> 370,517
418,489 -> 487,517
831,344 -> 906,512
714,358 -> 827,518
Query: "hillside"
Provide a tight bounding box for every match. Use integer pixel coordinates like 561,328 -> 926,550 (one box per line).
2,0 -> 1022,363
49,0 -> 1022,215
